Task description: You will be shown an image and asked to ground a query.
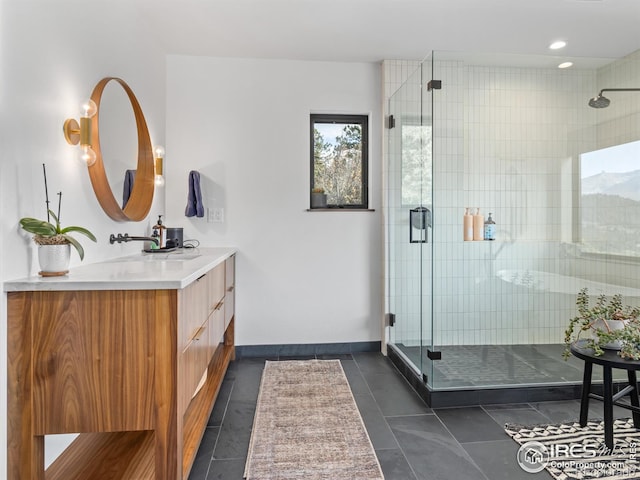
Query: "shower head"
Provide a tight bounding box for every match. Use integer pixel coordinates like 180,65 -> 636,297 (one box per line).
588,88 -> 640,108
588,93 -> 610,108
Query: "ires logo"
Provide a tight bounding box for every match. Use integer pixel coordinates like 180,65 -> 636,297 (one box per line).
516,441 -> 599,473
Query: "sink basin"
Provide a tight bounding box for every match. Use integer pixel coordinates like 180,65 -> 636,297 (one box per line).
108,252 -> 202,263
143,253 -> 202,261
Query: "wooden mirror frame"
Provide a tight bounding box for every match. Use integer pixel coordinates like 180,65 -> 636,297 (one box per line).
88,77 -> 154,222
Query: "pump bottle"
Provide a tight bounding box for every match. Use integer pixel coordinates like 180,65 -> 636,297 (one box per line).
152,215 -> 167,249
472,208 -> 484,241
484,213 -> 496,241
463,208 -> 473,241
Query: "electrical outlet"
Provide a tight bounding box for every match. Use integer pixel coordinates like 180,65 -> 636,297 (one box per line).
212,207 -> 224,223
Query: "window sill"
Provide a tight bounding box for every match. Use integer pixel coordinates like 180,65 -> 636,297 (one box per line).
306,208 -> 376,212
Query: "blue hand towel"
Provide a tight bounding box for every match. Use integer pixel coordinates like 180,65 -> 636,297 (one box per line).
123,169 -> 136,208
185,170 -> 205,218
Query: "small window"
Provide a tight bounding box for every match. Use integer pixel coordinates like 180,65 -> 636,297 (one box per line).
310,114 -> 368,209
580,139 -> 640,258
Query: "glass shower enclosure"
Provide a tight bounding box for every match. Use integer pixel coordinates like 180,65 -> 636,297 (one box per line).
385,50 -> 640,398
387,58 -> 435,385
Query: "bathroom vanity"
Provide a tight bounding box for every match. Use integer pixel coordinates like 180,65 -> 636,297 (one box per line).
5,247 -> 236,480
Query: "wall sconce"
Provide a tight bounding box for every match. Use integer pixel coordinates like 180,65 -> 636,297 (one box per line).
63,100 -> 98,166
154,145 -> 165,187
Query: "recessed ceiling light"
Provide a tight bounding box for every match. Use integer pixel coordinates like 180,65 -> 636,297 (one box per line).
549,40 -> 567,50
558,62 -> 573,69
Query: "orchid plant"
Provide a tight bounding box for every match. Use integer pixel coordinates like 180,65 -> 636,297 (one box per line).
19,164 -> 96,260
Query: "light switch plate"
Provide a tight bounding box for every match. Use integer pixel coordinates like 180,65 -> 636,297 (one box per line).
212,207 -> 224,223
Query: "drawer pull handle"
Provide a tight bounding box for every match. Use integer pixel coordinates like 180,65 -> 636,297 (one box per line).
196,274 -> 206,282
193,325 -> 206,341
214,301 -> 224,311
227,286 -> 235,292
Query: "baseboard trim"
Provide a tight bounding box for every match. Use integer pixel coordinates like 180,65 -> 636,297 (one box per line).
236,341 -> 382,358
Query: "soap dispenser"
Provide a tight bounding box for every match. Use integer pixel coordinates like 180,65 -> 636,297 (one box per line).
484,213 -> 496,241
472,208 -> 484,241
463,207 -> 473,241
153,215 -> 167,249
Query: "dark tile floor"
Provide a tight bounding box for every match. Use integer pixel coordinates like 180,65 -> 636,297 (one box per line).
188,352 -> 631,480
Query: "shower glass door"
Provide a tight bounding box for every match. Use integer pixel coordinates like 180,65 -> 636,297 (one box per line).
387,56 -> 435,386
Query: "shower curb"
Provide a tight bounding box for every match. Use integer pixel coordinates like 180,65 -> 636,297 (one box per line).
387,343 -> 627,408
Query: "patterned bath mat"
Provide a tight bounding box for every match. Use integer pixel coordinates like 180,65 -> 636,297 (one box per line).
244,359 -> 384,480
505,418 -> 640,479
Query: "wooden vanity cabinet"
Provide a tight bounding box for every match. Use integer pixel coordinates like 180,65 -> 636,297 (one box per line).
7,258 -> 235,480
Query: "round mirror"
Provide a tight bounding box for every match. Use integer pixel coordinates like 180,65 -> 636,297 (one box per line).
99,81 -> 138,210
88,77 -> 154,222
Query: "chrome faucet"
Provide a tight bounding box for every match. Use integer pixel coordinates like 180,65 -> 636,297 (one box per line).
109,233 -> 160,246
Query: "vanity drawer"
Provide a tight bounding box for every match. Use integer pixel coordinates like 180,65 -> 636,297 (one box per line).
179,271 -> 210,351
225,254 -> 235,289
224,289 -> 234,329
207,263 -> 225,315
224,255 -> 235,329
209,300 -> 225,351
179,317 -> 212,413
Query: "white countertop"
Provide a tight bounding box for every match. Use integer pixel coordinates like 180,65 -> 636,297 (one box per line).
3,247 -> 236,292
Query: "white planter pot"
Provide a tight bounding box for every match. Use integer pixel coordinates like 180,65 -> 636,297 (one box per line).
593,318 -> 628,350
38,244 -> 71,275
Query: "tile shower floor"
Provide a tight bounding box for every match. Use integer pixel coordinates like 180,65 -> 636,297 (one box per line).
396,343 -> 627,388
189,352 -> 631,480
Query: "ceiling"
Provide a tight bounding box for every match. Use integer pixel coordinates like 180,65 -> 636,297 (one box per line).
136,0 -> 640,64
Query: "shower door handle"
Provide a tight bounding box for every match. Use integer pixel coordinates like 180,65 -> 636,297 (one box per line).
410,207 -> 431,243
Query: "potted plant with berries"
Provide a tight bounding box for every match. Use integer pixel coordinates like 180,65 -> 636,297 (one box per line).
563,287 -> 640,360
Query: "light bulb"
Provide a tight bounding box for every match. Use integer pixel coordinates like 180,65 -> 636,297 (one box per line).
81,99 -> 98,118
154,145 -> 165,158
549,40 -> 567,50
155,174 -> 165,187
80,145 -> 97,166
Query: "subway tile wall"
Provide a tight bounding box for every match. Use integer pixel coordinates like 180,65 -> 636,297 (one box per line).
595,49 -> 640,149
570,49 -> 640,293
383,50 -> 640,348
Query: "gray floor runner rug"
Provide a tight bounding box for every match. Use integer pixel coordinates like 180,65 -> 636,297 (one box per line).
244,359 -> 384,480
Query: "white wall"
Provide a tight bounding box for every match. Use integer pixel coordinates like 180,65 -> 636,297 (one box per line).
1,1 -> 168,472
165,55 -> 383,347
1,7 -> 384,474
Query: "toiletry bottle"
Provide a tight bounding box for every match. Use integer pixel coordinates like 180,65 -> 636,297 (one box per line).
472,208 -> 484,241
484,213 -> 496,241
153,215 -> 167,249
463,207 -> 473,241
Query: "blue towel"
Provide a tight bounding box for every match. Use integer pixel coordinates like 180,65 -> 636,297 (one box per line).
123,169 -> 136,208
185,170 -> 205,218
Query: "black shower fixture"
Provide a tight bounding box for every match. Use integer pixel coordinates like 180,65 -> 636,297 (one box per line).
588,88 -> 640,108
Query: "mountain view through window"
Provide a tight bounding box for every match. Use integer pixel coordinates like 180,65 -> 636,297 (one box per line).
580,140 -> 640,257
